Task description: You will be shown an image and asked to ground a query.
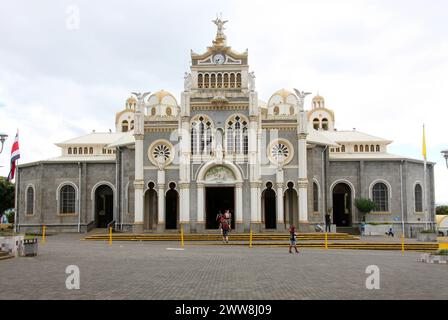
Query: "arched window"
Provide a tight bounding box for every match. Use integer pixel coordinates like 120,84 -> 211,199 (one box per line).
415,184 -> 423,212
191,116 -> 213,155
236,73 -> 242,88
26,186 -> 34,215
217,73 -> 223,88
166,107 -> 172,116
354,145 -> 358,152
313,182 -> 319,212
198,74 -> 203,88
68,147 -> 72,155
370,145 -> 375,152
372,183 -> 389,212
89,147 -> 93,154
360,145 -> 364,152
130,120 -> 134,130
73,148 -> 77,155
224,73 -> 229,88
122,120 -> 129,132
78,147 -> 83,154
151,107 -> 156,116
322,118 -> 329,130
60,185 -> 76,214
365,145 -> 369,152
210,73 -> 216,88
204,74 -> 210,88
313,118 -> 320,130
273,106 -> 279,115
376,145 -> 380,152
341,145 -> 346,152
289,106 -> 295,115
230,73 -> 235,88
226,115 -> 249,155
84,147 -> 88,154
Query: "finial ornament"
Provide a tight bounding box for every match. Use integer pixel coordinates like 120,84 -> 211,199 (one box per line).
293,88 -> 312,109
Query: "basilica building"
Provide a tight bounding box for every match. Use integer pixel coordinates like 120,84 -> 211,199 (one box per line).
15,19 -> 436,235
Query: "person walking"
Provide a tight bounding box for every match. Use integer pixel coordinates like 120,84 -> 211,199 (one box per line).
289,226 -> 299,254
222,219 -> 230,244
325,212 -> 332,233
216,211 -> 223,235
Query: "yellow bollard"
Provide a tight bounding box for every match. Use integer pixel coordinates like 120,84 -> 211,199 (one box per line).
249,228 -> 253,248
109,227 -> 112,246
42,225 -> 46,245
401,234 -> 405,254
180,224 -> 184,248
325,232 -> 328,250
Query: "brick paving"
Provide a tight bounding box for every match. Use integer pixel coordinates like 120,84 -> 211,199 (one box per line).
0,234 -> 447,300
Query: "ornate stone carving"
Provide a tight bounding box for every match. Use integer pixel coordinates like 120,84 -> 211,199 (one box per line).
205,166 -> 235,182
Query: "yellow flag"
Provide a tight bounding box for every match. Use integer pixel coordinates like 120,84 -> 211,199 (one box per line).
422,124 -> 427,160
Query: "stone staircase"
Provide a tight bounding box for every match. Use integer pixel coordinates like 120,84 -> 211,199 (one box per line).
0,250 -> 14,261
84,232 -> 359,242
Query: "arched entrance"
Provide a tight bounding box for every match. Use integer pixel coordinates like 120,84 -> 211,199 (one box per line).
94,185 -> 114,228
144,182 -> 158,230
284,182 -> 298,228
165,183 -> 179,230
205,187 -> 235,229
332,182 -> 352,227
262,182 -> 276,229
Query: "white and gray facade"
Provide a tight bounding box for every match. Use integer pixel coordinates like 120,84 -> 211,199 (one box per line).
15,21 -> 436,236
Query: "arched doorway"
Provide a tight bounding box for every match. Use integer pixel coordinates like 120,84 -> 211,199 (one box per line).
94,185 -> 114,228
262,182 -> 276,229
144,182 -> 158,230
284,182 -> 298,228
165,182 -> 179,230
332,182 -> 352,227
205,187 -> 235,230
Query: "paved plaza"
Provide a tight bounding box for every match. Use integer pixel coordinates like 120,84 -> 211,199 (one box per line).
0,234 -> 447,300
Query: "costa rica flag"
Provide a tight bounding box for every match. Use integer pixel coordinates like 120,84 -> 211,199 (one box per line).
7,131 -> 20,181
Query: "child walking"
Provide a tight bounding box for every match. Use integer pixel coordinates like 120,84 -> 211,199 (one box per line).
289,226 -> 299,254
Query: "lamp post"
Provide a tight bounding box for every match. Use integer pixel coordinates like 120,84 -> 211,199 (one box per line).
442,149 -> 448,169
0,132 -> 7,153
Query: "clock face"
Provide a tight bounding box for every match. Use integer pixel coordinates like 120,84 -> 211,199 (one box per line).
212,53 -> 225,64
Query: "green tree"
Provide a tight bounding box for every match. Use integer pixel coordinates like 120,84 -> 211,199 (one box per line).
355,198 -> 376,217
436,205 -> 448,215
0,177 -> 15,216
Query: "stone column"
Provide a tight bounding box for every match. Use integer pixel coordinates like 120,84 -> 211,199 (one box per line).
276,182 -> 285,230
235,182 -> 244,232
196,182 -> 205,232
250,181 -> 262,232
133,134 -> 145,233
156,169 -> 166,232
179,182 -> 190,233
297,108 -> 309,230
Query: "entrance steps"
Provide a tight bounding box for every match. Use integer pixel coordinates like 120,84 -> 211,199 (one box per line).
84,232 -> 359,241
336,227 -> 361,235
0,250 -> 14,261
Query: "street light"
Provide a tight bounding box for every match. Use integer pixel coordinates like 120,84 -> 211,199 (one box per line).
0,132 -> 7,153
442,149 -> 448,169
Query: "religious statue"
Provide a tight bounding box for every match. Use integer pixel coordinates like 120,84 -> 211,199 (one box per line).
212,15 -> 228,39
184,72 -> 192,91
248,71 -> 256,91
131,91 -> 150,134
216,143 -> 223,163
293,88 -> 312,110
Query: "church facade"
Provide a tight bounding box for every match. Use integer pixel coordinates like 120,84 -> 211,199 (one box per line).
15,20 -> 436,236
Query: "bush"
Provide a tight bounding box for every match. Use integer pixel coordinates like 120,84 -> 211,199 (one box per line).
419,229 -> 436,234
436,205 -> 448,215
5,210 -> 14,224
436,250 -> 448,256
355,198 -> 376,214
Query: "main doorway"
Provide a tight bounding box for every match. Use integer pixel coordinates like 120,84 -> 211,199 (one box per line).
205,187 -> 235,230
332,183 -> 352,227
94,185 -> 114,228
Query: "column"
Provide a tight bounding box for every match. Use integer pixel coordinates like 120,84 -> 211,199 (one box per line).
133,134 -> 144,233
197,183 -> 205,231
235,182 -> 243,232
157,170 -> 165,231
250,181 -> 262,232
276,182 -> 284,227
178,183 -> 190,232
297,109 -> 309,226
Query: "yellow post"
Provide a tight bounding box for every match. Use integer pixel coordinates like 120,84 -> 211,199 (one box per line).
180,224 -> 184,248
42,225 -> 46,245
325,232 -> 328,250
401,234 -> 405,254
109,227 -> 112,246
249,228 -> 253,248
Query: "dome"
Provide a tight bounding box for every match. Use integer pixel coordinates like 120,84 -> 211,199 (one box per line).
125,96 -> 137,109
147,90 -> 178,107
312,94 -> 325,109
146,90 -> 178,117
267,89 -> 298,107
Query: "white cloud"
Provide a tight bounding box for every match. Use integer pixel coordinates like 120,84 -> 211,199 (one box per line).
0,0 -> 447,203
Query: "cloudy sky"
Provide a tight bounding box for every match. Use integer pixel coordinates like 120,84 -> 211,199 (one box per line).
0,0 -> 447,203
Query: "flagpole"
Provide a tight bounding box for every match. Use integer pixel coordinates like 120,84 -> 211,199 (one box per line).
422,125 -> 428,230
